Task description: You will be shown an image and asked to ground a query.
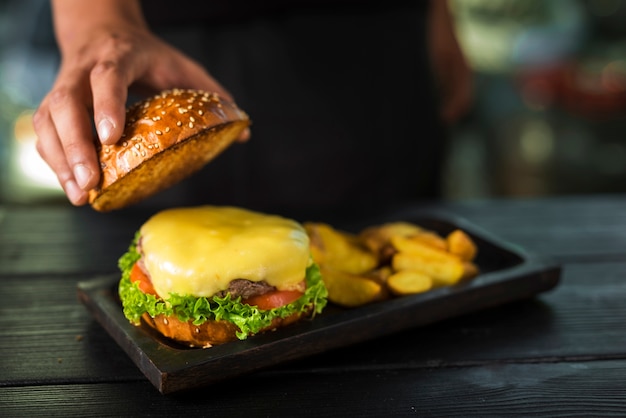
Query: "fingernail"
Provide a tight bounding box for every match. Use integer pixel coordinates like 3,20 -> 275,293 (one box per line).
97,118 -> 114,143
65,180 -> 86,205
238,127 -> 251,142
73,164 -> 93,189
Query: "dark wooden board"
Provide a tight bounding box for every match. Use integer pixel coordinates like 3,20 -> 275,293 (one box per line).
77,213 -> 560,393
0,206 -> 145,275
433,196 -> 626,262
0,275 -> 144,386
5,195 -> 626,276
6,262 -> 626,386
6,262 -> 626,387
3,360 -> 626,417
5,197 -> 626,414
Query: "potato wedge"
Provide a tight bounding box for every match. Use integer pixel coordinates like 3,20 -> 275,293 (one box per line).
392,252 -> 465,286
447,229 -> 477,261
410,231 -> 448,251
320,267 -> 384,307
305,223 -> 378,275
390,235 -> 458,263
387,270 -> 433,296
360,222 -> 423,260
462,261 -> 480,280
307,219 -> 480,308
366,266 -> 393,285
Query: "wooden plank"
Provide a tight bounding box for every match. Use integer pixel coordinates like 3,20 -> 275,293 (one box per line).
77,244 -> 559,393
5,195 -> 626,275
0,275 -> 143,385
2,196 -> 626,394
311,261 -> 626,368
0,261 -> 624,386
2,360 -> 626,416
0,206 -> 145,275
439,196 -> 626,261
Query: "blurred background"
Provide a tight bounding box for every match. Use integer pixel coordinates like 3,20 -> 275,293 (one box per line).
1,0 -> 626,205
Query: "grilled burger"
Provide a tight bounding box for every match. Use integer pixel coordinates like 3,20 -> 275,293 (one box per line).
118,205 -> 328,348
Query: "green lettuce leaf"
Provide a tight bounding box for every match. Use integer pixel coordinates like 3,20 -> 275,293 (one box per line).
117,234 -> 328,340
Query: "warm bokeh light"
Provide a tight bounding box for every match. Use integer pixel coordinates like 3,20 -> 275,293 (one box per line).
14,110 -> 60,189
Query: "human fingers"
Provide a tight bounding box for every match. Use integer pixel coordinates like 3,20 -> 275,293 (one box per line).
162,49 -> 235,102
90,58 -> 129,146
90,57 -> 131,146
173,55 -> 251,141
46,82 -> 101,194
179,61 -> 251,141
149,46 -> 250,141
33,104 -> 90,205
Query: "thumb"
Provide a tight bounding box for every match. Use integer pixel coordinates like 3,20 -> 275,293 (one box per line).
162,53 -> 235,102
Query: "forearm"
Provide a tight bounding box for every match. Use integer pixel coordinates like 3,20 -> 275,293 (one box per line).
51,0 -> 148,54
428,0 -> 456,55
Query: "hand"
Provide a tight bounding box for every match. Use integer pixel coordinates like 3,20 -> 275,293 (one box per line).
34,7 -> 242,206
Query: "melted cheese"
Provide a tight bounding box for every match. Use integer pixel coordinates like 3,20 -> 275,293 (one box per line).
140,206 -> 310,298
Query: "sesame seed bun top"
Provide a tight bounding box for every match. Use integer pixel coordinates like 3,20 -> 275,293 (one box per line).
88,89 -> 250,212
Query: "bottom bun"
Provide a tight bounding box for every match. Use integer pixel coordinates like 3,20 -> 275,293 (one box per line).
141,309 -> 309,348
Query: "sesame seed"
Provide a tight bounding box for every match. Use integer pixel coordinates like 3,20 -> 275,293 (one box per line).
122,141 -> 128,147
165,127 -> 170,133
141,150 -> 146,157
155,130 -> 162,135
176,121 -> 182,127
189,122 -> 194,128
154,143 -> 159,148
178,107 -> 187,114
134,143 -> 140,149
198,110 -> 204,115
189,116 -> 195,122
163,318 -> 169,325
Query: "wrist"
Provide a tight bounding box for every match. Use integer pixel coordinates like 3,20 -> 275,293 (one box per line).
52,0 -> 147,53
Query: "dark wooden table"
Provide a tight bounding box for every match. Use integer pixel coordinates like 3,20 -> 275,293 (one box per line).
2,195 -> 626,416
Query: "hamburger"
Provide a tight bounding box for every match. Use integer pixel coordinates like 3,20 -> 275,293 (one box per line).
118,205 -> 328,348
89,88 -> 250,212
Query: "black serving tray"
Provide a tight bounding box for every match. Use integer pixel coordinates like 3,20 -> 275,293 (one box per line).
77,211 -> 561,394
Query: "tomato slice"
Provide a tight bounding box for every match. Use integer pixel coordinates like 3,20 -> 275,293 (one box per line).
130,262 -> 157,296
130,262 -> 301,309
244,290 -> 304,310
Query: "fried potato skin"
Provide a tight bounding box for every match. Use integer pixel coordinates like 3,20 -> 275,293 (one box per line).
307,221 -> 480,307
